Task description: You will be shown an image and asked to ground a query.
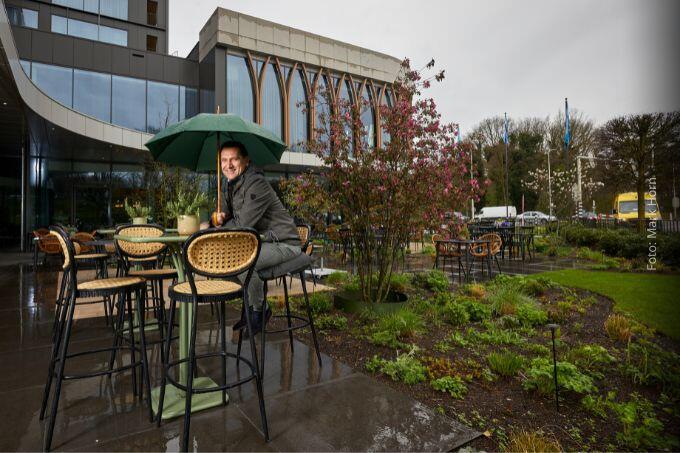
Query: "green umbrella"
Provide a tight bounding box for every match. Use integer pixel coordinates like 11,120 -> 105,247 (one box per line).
145,113 -> 287,171
145,112 -> 287,219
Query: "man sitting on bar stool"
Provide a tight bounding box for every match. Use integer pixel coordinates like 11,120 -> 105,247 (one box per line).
211,141 -> 301,334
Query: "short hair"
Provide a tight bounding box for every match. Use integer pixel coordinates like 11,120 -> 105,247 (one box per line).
220,141 -> 248,158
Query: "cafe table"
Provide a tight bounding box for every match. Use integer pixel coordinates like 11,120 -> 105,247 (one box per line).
113,232 -> 223,419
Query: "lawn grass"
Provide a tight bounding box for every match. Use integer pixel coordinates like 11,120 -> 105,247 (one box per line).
530,269 -> 680,340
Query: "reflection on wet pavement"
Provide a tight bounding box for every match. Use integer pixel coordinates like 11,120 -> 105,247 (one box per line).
0,264 -> 478,451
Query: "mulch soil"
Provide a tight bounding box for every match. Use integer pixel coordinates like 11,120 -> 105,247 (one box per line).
275,282 -> 680,451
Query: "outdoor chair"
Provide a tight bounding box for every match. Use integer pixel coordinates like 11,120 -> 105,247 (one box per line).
286,224 -> 316,289
468,233 -> 502,279
237,226 -> 323,376
158,228 -> 269,451
40,226 -> 151,452
432,233 -> 467,282
115,224 -> 178,362
33,230 -> 62,268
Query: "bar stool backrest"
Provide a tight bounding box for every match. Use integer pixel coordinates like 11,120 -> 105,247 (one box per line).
73,232 -> 95,254
296,224 -> 312,255
49,226 -> 78,285
183,228 -> 261,279
481,233 -> 502,256
115,224 -> 166,259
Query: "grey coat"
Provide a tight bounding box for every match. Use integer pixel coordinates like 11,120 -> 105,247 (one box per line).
222,165 -> 300,246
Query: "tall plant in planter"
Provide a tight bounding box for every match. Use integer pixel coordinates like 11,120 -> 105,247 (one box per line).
290,59 -> 479,304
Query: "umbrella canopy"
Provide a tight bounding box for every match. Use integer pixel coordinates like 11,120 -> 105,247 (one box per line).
145,113 -> 287,171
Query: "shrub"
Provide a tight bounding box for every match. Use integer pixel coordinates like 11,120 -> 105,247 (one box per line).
325,271 -> 349,286
466,326 -> 525,346
370,309 -> 425,348
610,393 -> 675,450
440,301 -> 470,326
623,339 -> 680,393
485,285 -> 536,316
460,297 -> 492,322
516,303 -> 548,327
431,375 -> 467,398
315,314 -> 348,331
487,351 -> 524,377
366,349 -> 427,385
388,273 -> 412,293
566,344 -> 616,378
502,430 -> 561,453
306,292 -> 333,315
604,314 -> 632,342
421,244 -> 436,256
413,269 -> 449,293
430,292 -> 454,306
423,356 -> 456,380
523,357 -> 595,395
461,283 -> 486,298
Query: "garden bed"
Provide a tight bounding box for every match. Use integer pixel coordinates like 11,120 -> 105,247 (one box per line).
274,271 -> 680,451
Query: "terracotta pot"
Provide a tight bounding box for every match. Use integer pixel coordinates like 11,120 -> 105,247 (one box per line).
132,217 -> 147,225
177,215 -> 199,235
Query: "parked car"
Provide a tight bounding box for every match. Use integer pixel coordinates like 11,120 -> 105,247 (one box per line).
571,211 -> 598,221
475,206 -> 517,220
517,210 -> 557,224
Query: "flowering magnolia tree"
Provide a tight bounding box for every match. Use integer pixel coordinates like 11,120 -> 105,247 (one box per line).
287,59 -> 479,304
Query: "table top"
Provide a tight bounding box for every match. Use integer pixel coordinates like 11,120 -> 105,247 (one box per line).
114,234 -> 190,243
99,228 -> 178,235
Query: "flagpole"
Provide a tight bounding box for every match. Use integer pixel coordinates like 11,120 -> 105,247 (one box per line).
504,112 -> 509,219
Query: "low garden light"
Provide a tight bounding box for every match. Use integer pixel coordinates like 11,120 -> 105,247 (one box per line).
547,323 -> 559,412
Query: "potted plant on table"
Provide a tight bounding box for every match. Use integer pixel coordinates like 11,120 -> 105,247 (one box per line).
166,189 -> 207,235
124,198 -> 151,224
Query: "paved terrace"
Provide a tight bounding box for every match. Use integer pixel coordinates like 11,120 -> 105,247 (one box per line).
0,263 -> 478,451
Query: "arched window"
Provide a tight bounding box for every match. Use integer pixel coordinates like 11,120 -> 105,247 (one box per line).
289,69 -> 308,152
314,74 -> 331,146
261,62 -> 282,139
381,88 -> 393,145
339,78 -> 353,153
226,54 -> 254,121
360,84 -> 375,148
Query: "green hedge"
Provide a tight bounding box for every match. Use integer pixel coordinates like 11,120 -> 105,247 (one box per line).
559,225 -> 680,266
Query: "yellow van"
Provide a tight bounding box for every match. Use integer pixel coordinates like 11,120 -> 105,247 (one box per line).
612,192 -> 661,220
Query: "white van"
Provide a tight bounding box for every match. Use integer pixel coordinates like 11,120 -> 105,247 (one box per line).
476,206 -> 517,220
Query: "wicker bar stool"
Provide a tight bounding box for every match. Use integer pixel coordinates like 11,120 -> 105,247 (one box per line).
158,228 -> 269,452
468,233 -> 502,279
115,224 -> 177,359
40,226 -> 152,452
236,228 -> 322,375
73,232 -> 114,324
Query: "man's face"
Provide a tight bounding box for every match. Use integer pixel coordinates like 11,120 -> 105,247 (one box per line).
220,147 -> 249,181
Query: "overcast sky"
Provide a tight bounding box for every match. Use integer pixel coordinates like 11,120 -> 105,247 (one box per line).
169,0 -> 680,135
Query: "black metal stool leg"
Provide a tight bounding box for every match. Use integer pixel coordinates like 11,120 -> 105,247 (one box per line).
182,298 -> 199,453
243,292 -> 269,442
156,297 -> 177,426
220,300 -> 227,405
259,283 -> 268,376
108,290 -> 127,372
43,291 -> 76,452
301,272 -> 322,367
282,277 -> 294,353
124,291 -> 139,397
136,287 -> 153,422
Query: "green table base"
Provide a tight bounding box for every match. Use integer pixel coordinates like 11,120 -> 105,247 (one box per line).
150,377 -> 225,420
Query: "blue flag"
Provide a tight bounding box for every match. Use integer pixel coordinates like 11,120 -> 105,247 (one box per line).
503,112 -> 509,145
564,98 -> 570,149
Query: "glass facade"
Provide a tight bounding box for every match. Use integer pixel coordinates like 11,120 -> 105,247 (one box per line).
51,14 -> 128,46
289,69 -> 308,152
314,74 -> 331,146
112,75 -> 146,131
53,0 -> 128,20
23,60 -> 197,133
31,62 -> 73,107
381,88 -> 392,145
73,69 -> 111,122
226,54 -> 254,121
339,79 -> 353,153
360,85 -> 375,148
7,6 -> 38,28
261,63 -> 282,139
147,81 -> 179,134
